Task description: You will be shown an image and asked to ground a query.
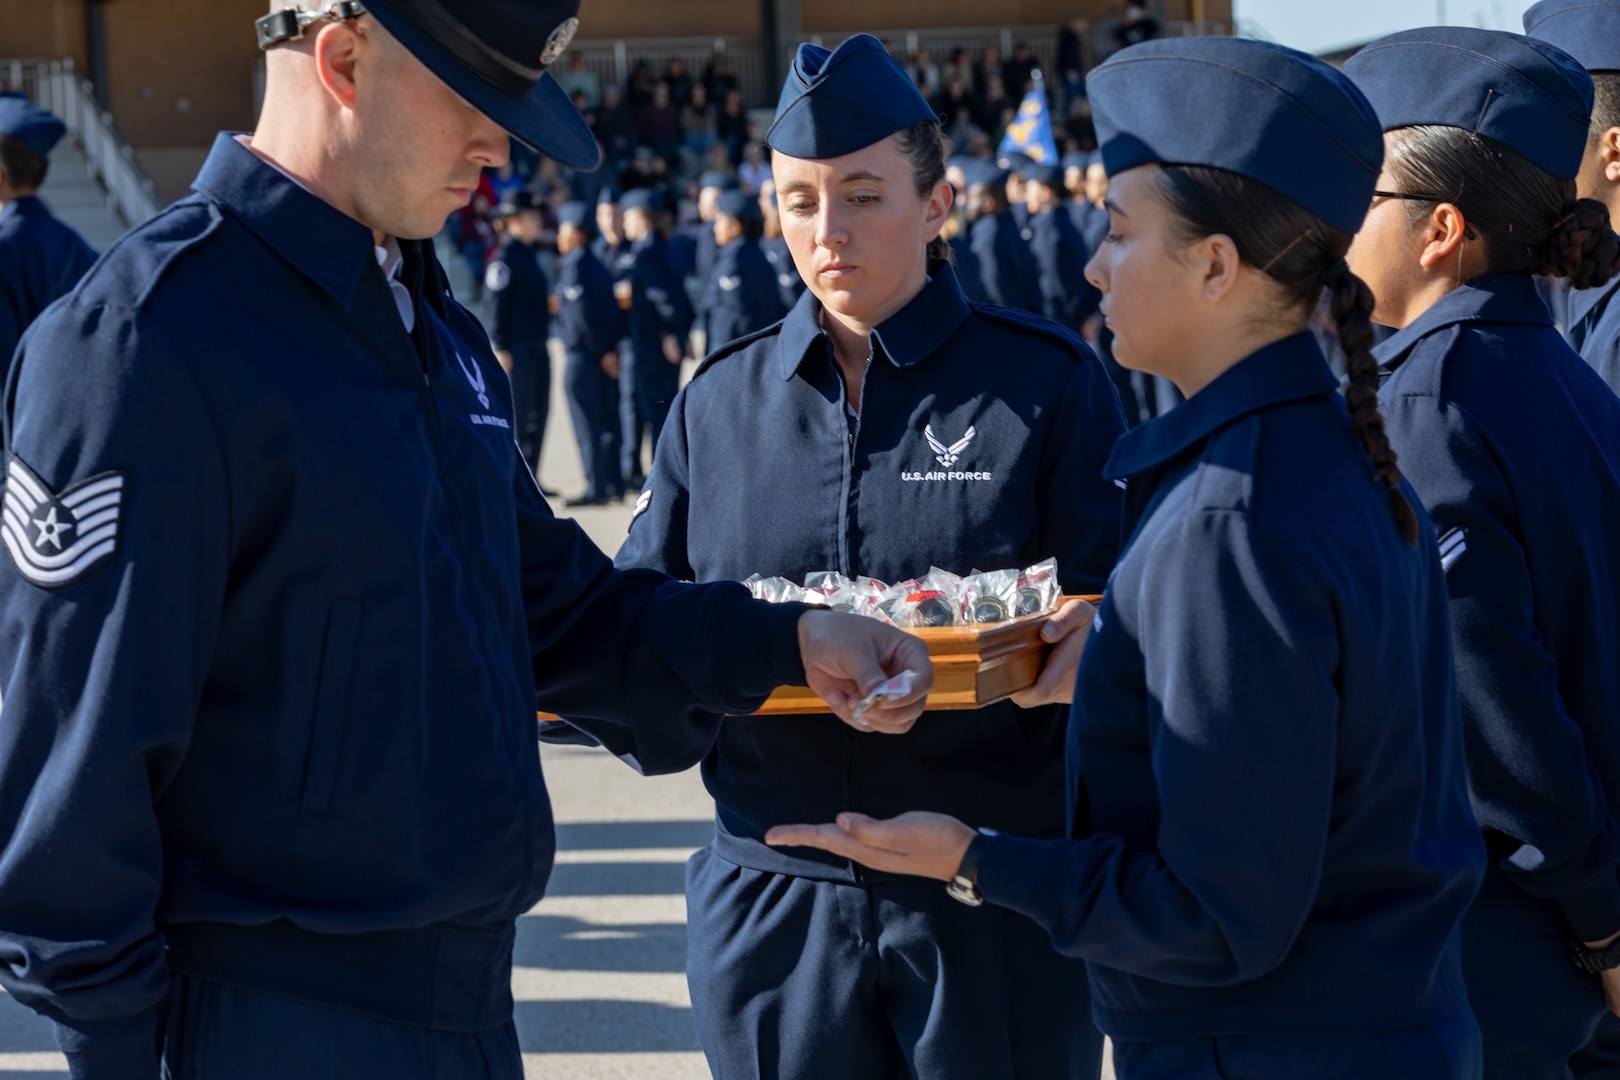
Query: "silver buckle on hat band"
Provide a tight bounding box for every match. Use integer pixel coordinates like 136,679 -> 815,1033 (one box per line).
256,2 -> 368,51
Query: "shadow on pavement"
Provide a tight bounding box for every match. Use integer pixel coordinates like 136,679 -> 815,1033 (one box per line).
542,860 -> 688,898
553,820 -> 713,852
516,914 -> 686,974
0,994 -> 57,1053
515,999 -> 701,1054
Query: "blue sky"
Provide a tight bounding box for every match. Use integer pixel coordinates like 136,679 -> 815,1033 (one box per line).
1232,0 -> 1541,54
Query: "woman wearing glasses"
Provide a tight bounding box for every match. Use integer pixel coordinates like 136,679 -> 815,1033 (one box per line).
1342,27 -> 1620,1076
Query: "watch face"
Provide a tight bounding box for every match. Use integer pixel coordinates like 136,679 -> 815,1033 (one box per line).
945,877 -> 984,907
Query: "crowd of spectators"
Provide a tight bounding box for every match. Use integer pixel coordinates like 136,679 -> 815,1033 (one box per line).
444,4 -> 1165,299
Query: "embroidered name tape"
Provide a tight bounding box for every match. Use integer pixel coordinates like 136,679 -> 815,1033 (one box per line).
2,455 -> 125,588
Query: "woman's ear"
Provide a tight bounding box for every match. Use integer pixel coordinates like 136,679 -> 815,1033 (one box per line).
1416,203 -> 1471,272
923,180 -> 953,243
1197,233 -> 1243,305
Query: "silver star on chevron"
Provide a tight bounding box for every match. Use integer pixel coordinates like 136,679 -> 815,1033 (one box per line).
32,505 -> 74,550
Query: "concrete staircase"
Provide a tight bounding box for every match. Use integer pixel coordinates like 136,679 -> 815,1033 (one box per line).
34,137 -> 133,254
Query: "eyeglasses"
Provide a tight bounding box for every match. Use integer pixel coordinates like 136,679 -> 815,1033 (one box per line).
1372,190 -> 1445,203
1371,191 -> 1476,240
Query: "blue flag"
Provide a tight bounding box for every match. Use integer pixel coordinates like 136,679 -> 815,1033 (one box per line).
998,86 -> 1060,165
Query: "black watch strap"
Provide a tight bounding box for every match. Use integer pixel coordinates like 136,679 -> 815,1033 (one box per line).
1570,937 -> 1620,975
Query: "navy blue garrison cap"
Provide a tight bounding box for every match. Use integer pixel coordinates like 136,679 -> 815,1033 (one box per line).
1525,0 -> 1620,74
715,190 -> 761,221
596,184 -> 622,206
0,99 -> 66,158
1088,37 -> 1383,235
1062,151 -> 1089,171
620,188 -> 662,213
557,201 -> 591,228
766,34 -> 937,160
1024,162 -> 1063,186
699,171 -> 738,191
963,161 -> 1011,189
1344,27 -> 1593,180
495,188 -> 542,216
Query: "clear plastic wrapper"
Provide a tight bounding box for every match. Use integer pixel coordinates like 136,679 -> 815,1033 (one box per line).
894,588 -> 957,628
1014,558 -> 1061,618
959,568 -> 1020,624
852,669 -> 919,728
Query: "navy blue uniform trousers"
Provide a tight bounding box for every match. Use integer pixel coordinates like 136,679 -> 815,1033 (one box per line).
159,975 -> 522,1079
684,848 -> 1103,1080
564,348 -> 623,500
620,337 -> 678,484
1112,1008 -> 1481,1080
507,343 -> 550,473
1465,870 -> 1610,1079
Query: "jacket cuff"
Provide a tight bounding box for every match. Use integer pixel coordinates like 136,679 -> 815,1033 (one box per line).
975,832 -> 1070,931
705,590 -> 810,707
55,1011 -> 160,1080
1558,875 -> 1620,944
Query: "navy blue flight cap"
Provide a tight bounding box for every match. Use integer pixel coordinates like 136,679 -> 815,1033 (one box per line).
1000,150 -> 1035,174
1525,0 -> 1620,74
699,171 -> 738,192
964,161 -> 1011,189
1344,27 -> 1593,181
620,187 -> 662,213
596,184 -> 623,206
557,200 -> 591,228
1024,162 -> 1062,186
1088,37 -> 1383,235
0,99 -> 66,158
261,0 -> 599,169
766,34 -> 937,160
1061,151 -> 1089,171
495,188 -> 542,216
715,190 -> 761,221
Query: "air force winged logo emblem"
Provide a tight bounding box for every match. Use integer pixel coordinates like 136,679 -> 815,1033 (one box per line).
924,424 -> 976,469
2,456 -> 124,588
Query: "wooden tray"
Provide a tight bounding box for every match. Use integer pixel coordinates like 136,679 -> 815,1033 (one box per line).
538,595 -> 1099,722
752,595 -> 1099,714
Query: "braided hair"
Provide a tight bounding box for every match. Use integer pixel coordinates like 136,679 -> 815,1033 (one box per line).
1387,126 -> 1620,290
1156,166 -> 1419,544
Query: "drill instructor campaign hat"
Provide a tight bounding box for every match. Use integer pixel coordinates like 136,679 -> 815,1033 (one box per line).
256,0 -> 600,169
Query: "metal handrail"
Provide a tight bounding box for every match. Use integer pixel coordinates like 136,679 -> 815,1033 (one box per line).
2,56 -> 161,228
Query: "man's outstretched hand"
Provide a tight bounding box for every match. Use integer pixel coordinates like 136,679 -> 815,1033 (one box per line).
797,610 -> 932,734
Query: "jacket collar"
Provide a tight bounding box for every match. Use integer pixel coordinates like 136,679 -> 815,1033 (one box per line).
1568,274 -> 1620,331
190,132 -> 378,310
1374,273 -> 1553,370
773,258 -> 972,381
1104,332 -> 1337,480
0,195 -> 48,221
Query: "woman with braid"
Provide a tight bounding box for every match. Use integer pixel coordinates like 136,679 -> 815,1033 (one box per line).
767,37 -> 1487,1080
1344,28 -> 1620,1077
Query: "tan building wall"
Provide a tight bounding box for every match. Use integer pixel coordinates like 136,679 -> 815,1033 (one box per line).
576,0 -> 759,39
0,0 -> 89,68
100,0 -> 262,147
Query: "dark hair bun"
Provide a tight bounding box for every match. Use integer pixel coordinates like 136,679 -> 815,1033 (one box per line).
1541,198 -> 1620,290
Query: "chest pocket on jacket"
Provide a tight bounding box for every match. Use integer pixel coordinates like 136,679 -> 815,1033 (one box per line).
301,598 -> 363,814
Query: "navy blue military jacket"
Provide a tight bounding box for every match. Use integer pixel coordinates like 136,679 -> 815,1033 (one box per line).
590,234 -> 635,342
702,237 -> 784,351
977,333 -> 1483,1042
760,234 -> 806,312
0,194 -> 96,374
970,210 -> 1041,313
627,234 -> 692,349
947,233 -> 989,305
0,134 -> 808,1072
1028,205 -> 1097,328
609,262 -> 1126,880
1568,276 -> 1620,397
1375,273 -> 1620,941
480,234 -> 549,356
553,245 -> 618,359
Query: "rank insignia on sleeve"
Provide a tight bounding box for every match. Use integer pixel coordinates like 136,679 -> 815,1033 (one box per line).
485,261 -> 511,293
631,488 -> 652,522
1437,527 -> 1467,573
2,455 -> 125,589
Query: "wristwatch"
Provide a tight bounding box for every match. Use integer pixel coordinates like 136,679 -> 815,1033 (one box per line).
945,828 -> 998,907
1571,937 -> 1620,975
